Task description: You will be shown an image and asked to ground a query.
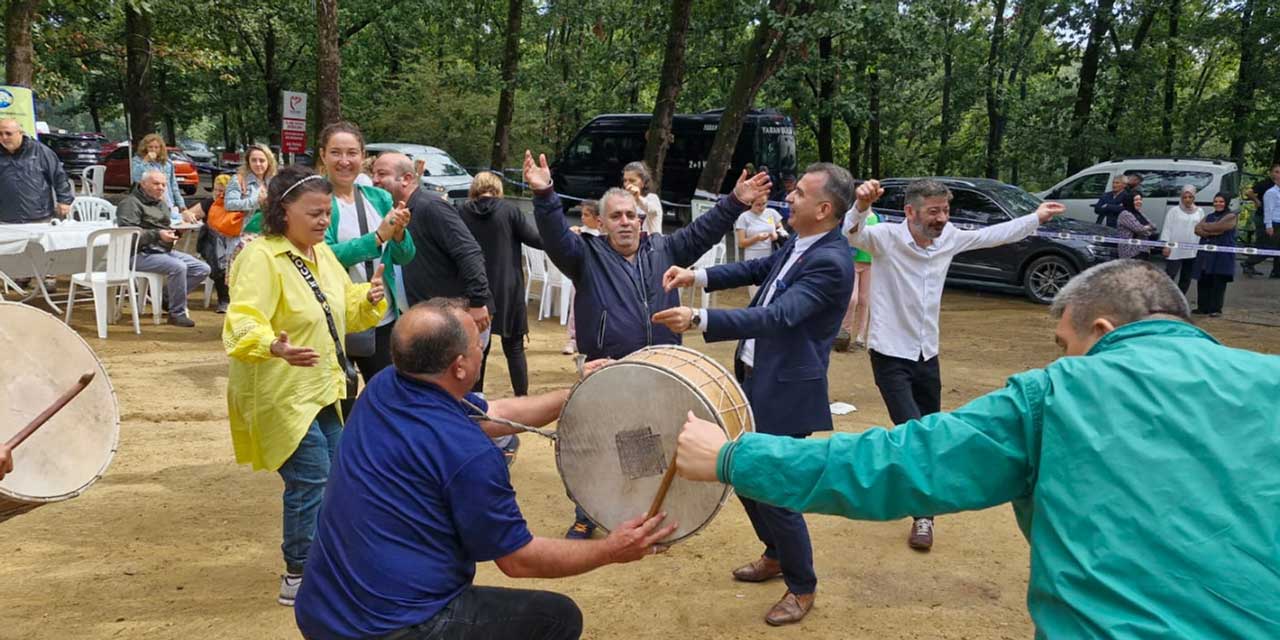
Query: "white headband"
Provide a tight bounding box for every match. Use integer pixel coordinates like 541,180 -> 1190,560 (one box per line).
279,174 -> 325,201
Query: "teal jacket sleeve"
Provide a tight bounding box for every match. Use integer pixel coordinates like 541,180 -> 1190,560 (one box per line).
325,186 -> 416,268
720,371 -> 1046,520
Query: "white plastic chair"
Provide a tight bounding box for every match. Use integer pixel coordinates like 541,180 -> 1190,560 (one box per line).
689,242 -> 728,308
135,271 -> 166,325
202,277 -> 216,309
538,259 -> 573,324
524,246 -> 547,305
64,228 -> 142,339
80,165 -> 106,198
70,196 -> 117,223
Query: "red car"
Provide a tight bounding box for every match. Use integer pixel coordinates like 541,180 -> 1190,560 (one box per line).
100,143 -> 200,196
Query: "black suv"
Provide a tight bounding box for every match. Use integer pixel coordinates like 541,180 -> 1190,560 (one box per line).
41,132 -> 108,175
870,178 -> 1120,304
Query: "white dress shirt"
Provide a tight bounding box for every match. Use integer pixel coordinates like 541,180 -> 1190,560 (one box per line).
693,232 -> 825,367
1160,206 -> 1204,260
843,204 -> 1040,361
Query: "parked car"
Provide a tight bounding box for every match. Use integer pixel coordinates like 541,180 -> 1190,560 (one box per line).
1038,158 -> 1241,233
364,143 -> 473,206
870,178 -> 1120,304
270,145 -> 314,167
179,139 -> 217,165
100,143 -> 200,196
40,132 -> 108,176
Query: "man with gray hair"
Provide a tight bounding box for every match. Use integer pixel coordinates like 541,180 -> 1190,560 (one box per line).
0,117 -> 73,223
673,259 -> 1280,637
116,169 -> 211,327
845,179 -> 1065,550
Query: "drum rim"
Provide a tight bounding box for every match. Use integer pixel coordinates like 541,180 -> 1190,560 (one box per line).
0,301 -> 121,504
555,345 -> 753,544
627,345 -> 756,438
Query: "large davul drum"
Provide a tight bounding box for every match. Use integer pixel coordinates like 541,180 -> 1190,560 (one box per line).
556,345 -> 753,544
0,302 -> 119,523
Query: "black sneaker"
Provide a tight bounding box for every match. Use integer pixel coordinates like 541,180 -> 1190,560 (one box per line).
565,517 -> 596,540
167,314 -> 195,328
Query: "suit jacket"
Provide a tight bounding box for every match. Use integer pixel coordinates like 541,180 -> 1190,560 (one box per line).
703,227 -> 854,436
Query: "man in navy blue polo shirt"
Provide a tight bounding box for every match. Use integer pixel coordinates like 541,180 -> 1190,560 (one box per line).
295,298 -> 676,640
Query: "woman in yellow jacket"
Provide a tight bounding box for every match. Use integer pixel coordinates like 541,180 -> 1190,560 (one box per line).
222,165 -> 387,607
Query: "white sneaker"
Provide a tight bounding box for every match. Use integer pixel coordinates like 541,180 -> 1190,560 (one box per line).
278,573 -> 303,606
562,339 -> 577,355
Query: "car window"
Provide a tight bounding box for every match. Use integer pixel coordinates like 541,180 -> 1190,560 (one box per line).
873,186 -> 906,214
1056,173 -> 1109,199
423,153 -> 467,177
991,185 -> 1042,217
949,190 -> 1005,225
108,146 -> 129,160
1122,170 -> 1213,198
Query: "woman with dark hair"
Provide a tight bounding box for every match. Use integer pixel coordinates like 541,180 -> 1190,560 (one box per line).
1192,193 -> 1238,317
1117,194 -> 1156,260
223,165 -> 389,607
622,161 -> 664,236
459,170 -> 543,397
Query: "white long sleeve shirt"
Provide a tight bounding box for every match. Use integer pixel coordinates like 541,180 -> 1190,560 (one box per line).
1160,206 -> 1204,261
843,204 -> 1040,361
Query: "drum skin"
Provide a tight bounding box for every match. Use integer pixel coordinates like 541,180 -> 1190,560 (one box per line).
556,346 -> 752,544
0,302 -> 119,523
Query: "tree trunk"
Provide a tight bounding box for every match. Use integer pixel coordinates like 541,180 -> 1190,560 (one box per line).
315,0 -> 342,129
936,4 -> 955,175
1228,0 -> 1258,167
984,0 -> 1009,180
1011,77 -> 1027,185
159,69 -> 176,145
642,0 -> 693,193
490,0 -> 524,170
125,3 -> 155,145
844,115 -> 861,178
222,111 -> 232,151
4,0 -> 40,87
695,0 -> 800,194
1162,0 -> 1179,154
1066,0 -> 1115,173
265,21 -> 282,147
87,87 -> 103,133
1104,7 -> 1158,150
816,35 -> 835,163
868,62 -> 881,178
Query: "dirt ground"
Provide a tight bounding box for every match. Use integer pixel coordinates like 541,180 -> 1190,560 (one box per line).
2,283 -> 1277,640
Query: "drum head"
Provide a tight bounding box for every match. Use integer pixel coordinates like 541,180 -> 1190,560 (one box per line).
556,361 -> 731,544
0,302 -> 119,507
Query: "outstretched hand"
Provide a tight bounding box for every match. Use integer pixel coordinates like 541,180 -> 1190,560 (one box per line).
651,306 -> 694,333
661,266 -> 697,292
732,170 -> 772,206
1035,201 -> 1066,224
523,150 -> 553,192
271,331 -> 320,367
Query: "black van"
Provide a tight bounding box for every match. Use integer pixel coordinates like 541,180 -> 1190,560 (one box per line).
550,109 -> 797,223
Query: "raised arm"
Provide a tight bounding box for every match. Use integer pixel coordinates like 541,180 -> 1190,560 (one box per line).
663,169 -> 771,266
952,201 -> 1064,253
525,150 -> 587,280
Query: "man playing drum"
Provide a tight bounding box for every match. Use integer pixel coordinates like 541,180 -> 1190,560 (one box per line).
521,149 -> 771,539
294,299 -> 675,640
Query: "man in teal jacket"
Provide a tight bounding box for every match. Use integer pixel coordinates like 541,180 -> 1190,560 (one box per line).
675,259 -> 1280,637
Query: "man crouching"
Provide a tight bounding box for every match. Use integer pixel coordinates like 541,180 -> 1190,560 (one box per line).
295,298 -> 675,640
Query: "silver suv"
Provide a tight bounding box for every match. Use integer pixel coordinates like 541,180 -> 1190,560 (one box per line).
365,143 -> 474,206
1038,158 -> 1241,233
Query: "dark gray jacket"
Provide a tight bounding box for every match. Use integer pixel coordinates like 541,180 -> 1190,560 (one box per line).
459,197 -> 543,337
115,184 -> 174,253
401,187 -> 491,309
0,135 -> 74,223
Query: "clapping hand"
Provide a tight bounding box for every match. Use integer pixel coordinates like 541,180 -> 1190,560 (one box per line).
732,170 -> 772,206
388,201 -> 411,240
661,266 -> 697,292
1035,201 -> 1066,224
523,150 -> 553,192
271,331 -> 320,367
367,264 -> 386,305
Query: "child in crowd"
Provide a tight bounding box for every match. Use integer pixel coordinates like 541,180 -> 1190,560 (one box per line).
563,201 -> 601,354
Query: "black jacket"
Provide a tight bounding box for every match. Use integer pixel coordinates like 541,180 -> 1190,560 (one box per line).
401,188 -> 491,309
0,135 -> 74,223
459,197 -> 542,337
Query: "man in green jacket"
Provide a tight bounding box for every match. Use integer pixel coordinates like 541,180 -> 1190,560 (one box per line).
675,259 -> 1280,637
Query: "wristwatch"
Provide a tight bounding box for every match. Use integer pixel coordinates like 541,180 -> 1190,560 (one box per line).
690,310 -> 702,328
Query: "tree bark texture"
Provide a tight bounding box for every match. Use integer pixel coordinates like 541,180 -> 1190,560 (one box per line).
125,3 -> 155,145
1066,0 -> 1116,173
868,62 -> 881,178
316,0 -> 342,130
4,0 -> 40,87
983,0 -> 1009,179
816,35 -> 835,163
937,5 -> 955,175
265,21 -> 282,147
1104,7 -> 1158,149
490,0 -> 524,170
1228,0 -> 1258,167
1162,0 -> 1180,154
642,0 -> 693,193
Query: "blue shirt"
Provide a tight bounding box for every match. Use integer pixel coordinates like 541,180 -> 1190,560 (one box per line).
295,370 -> 533,640
1264,184 -> 1280,226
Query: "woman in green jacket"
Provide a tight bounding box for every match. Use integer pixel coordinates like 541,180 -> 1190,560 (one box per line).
314,121 -> 414,383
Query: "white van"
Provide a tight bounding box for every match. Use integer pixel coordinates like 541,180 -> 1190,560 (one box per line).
1038,158 -> 1241,233
364,143 -> 474,207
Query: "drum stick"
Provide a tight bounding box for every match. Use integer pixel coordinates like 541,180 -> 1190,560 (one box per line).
646,450 -> 679,519
6,372 -> 95,450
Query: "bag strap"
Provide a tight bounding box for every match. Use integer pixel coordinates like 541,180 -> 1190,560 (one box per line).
286,251 -> 353,374
352,188 -> 377,282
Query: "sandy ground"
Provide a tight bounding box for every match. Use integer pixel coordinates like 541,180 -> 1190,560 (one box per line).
2,282 -> 1277,640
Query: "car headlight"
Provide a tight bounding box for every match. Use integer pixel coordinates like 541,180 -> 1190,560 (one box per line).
430,184 -> 447,193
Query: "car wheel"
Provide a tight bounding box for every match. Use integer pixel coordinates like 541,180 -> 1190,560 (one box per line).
1023,255 -> 1076,304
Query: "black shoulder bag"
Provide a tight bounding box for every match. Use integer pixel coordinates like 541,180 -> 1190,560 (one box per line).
287,251 -> 360,398
345,188 -> 380,358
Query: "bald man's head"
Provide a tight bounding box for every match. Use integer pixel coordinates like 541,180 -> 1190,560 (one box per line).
0,118 -> 25,153
391,298 -> 475,376
371,152 -> 418,201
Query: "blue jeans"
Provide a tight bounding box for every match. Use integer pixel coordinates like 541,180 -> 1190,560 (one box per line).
279,405 -> 342,574
134,250 -> 211,317
379,586 -> 582,640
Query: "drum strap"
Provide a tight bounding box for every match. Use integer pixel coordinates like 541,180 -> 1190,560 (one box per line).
459,397 -> 558,440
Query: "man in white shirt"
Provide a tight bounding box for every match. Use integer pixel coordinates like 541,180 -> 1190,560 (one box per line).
846,179 -> 1064,550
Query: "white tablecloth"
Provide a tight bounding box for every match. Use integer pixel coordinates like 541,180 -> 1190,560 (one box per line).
0,229 -> 30,257
0,221 -> 115,253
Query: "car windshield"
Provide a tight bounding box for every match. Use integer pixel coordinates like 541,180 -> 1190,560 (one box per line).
183,141 -> 210,153
990,185 -> 1042,217
422,152 -> 468,177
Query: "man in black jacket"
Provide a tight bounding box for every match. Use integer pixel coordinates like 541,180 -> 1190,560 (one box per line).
117,170 -> 211,327
0,118 -> 73,223
371,152 -> 491,332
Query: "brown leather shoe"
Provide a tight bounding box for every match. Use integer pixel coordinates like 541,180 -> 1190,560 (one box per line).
732,556 -> 782,582
765,591 -> 814,626
908,517 -> 934,551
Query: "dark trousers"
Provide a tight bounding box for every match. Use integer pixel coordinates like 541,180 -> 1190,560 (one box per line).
870,350 -> 941,521
378,586 -> 582,640
1164,258 -> 1195,294
474,334 -> 529,397
342,322 -> 395,418
1196,274 -> 1230,314
738,368 -> 817,596
1243,223 -> 1279,274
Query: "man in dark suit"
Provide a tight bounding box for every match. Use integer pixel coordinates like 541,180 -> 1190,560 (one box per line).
653,163 -> 855,627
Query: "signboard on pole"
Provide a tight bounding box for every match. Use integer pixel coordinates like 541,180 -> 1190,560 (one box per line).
0,86 -> 37,137
280,90 -> 308,154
